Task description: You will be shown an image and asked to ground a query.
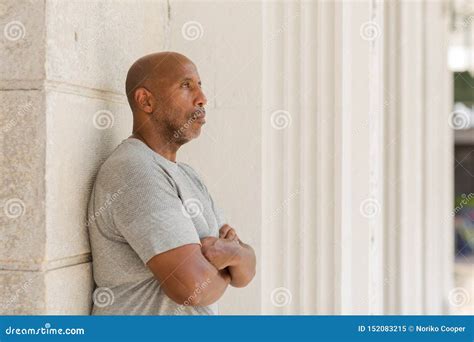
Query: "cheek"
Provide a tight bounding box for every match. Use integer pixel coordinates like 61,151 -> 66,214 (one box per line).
167,101 -> 191,120
161,105 -> 186,124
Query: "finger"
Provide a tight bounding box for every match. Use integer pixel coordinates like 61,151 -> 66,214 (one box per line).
225,229 -> 236,240
200,236 -> 217,249
219,224 -> 231,238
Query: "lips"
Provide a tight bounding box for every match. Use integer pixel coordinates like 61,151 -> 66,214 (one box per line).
192,109 -> 206,122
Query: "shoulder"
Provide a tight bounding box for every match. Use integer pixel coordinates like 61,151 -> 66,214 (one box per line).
178,162 -> 199,177
178,162 -> 208,192
179,162 -> 206,184
95,140 -> 173,192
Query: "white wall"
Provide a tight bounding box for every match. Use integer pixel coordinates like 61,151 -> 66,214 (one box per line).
168,0 -> 263,314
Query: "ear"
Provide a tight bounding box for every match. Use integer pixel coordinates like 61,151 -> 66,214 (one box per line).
134,87 -> 155,114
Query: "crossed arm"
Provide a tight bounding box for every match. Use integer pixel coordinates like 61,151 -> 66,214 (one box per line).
146,224 -> 256,307
200,224 -> 256,288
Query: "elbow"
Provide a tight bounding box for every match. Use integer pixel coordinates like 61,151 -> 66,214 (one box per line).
169,291 -> 201,307
172,290 -> 217,307
231,267 -> 256,288
166,278 -> 216,307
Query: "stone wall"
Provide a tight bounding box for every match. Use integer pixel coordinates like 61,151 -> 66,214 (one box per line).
1,0 -> 168,314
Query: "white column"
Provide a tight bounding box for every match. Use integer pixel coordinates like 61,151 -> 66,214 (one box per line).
382,0 -> 454,315
261,0 -> 453,314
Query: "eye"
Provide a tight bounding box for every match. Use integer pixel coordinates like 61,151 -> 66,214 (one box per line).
181,82 -> 190,88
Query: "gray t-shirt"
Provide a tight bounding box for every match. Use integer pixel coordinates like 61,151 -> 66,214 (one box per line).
87,137 -> 226,315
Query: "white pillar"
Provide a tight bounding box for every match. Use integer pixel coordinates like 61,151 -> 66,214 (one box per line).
261,0 -> 453,314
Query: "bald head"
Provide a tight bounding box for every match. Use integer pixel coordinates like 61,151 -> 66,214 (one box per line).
125,51 -> 207,147
125,51 -> 196,111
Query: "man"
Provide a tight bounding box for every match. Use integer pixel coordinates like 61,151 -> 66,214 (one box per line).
87,52 -> 256,315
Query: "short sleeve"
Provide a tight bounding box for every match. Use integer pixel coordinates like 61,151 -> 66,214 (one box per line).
208,193 -> 227,229
110,167 -> 201,264
179,163 -> 227,229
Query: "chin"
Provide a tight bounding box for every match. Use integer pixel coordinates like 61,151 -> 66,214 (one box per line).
190,127 -> 202,139
176,132 -> 200,145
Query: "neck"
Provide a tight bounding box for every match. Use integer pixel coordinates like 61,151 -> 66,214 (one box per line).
130,126 -> 180,163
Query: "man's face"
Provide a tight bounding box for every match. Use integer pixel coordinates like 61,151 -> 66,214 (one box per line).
151,61 -> 207,144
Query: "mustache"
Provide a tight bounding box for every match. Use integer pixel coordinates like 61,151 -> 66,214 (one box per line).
190,107 -> 206,118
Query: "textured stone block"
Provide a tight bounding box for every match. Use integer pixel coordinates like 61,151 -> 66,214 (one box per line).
45,0 -> 167,94
0,0 -> 46,83
0,270 -> 45,314
45,263 -> 93,314
44,89 -> 132,261
0,90 -> 46,266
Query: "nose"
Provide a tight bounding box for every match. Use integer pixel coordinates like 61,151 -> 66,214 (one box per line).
195,88 -> 207,108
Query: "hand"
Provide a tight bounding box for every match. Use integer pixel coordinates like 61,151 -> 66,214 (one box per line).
200,236 -> 218,250
201,237 -> 241,270
219,224 -> 239,242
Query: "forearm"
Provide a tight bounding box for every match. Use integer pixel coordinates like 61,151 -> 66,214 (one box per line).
148,244 -> 231,307
197,268 -> 231,306
182,251 -> 232,306
228,241 -> 256,288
